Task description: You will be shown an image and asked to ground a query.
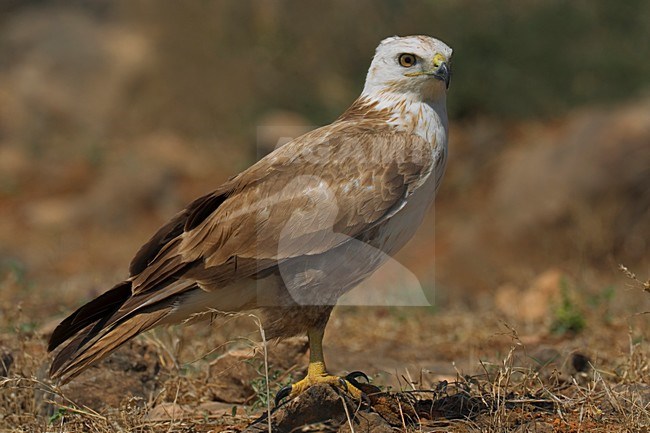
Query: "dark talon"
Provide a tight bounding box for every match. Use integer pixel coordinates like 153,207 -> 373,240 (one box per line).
338,377 -> 349,393
360,392 -> 372,410
345,371 -> 370,386
274,385 -> 292,406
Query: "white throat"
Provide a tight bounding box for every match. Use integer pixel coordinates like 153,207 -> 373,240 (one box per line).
361,87 -> 448,145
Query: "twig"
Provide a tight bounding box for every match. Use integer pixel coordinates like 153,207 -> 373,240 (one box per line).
339,394 -> 356,433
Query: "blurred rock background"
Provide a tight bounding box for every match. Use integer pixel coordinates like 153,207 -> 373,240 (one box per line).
0,0 -> 648,318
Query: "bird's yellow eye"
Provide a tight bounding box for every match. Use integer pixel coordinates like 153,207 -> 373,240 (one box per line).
398,53 -> 417,67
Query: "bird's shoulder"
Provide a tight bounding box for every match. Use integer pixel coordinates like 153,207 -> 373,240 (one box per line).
240,118 -> 435,181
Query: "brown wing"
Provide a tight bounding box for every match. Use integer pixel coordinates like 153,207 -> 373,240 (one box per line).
128,189 -> 231,276
49,118 -> 435,381
130,121 -> 435,294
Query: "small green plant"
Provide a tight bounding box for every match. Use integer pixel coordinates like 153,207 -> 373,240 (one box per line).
246,358 -> 294,412
48,407 -> 67,424
550,279 -> 586,335
587,285 -> 615,324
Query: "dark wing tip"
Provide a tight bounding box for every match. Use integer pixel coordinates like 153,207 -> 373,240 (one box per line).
128,190 -> 228,276
48,281 -> 132,352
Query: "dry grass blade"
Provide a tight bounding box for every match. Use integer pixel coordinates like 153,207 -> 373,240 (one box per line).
339,394 -> 356,433
619,264 -> 650,295
190,309 -> 273,433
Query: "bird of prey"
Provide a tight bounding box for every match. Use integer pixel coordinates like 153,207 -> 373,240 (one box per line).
48,35 -> 452,402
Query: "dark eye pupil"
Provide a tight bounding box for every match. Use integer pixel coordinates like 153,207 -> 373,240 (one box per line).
400,54 -> 415,67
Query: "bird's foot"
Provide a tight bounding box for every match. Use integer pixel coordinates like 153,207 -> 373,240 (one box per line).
274,364 -> 369,406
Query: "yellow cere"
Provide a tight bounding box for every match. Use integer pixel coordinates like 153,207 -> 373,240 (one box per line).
433,53 -> 446,68
405,53 -> 447,77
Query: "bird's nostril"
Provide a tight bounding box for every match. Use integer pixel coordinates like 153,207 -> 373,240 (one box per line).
433,53 -> 446,68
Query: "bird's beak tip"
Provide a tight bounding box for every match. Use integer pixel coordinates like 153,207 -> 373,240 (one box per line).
435,62 -> 451,90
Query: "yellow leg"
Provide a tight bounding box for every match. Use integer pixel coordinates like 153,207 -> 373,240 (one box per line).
275,328 -> 364,404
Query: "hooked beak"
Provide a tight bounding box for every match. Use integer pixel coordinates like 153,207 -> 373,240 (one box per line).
433,61 -> 451,89
404,57 -> 452,89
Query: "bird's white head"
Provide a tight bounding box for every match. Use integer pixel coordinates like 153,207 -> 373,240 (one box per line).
362,35 -> 452,104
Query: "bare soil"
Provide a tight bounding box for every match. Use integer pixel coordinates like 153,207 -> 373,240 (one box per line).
1,269 -> 650,432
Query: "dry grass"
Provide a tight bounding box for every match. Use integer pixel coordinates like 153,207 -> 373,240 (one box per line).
1,269 -> 650,432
